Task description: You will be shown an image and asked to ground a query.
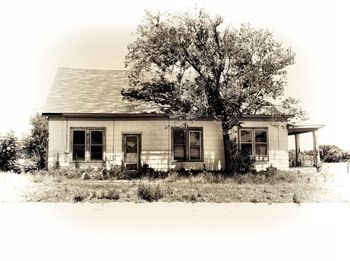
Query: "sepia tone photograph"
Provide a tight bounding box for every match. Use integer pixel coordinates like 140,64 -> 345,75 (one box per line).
0,0 -> 348,260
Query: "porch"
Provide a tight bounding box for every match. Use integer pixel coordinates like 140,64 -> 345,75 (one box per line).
288,124 -> 324,169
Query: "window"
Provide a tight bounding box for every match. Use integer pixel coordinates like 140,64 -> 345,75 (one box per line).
73,130 -> 86,160
239,128 -> 268,161
71,128 -> 105,161
255,130 -> 268,161
240,129 -> 253,156
90,130 -> 103,160
189,130 -> 201,160
125,135 -> 138,154
172,128 -> 203,161
173,129 -> 186,160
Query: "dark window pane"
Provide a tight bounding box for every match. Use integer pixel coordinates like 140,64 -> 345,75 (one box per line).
126,136 -> 137,153
240,130 -> 252,143
189,130 -> 201,160
255,130 -> 267,142
91,131 -> 103,145
73,131 -> 85,145
189,131 -> 201,146
255,144 -> 268,156
174,129 -> 185,144
174,145 -> 185,160
73,130 -> 85,160
91,145 -> 103,160
73,145 -> 85,160
190,147 -> 200,160
241,144 -> 253,156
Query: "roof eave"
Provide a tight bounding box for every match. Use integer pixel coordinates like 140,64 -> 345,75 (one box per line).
240,114 -> 294,120
42,112 -> 169,118
287,124 -> 325,135
42,112 -> 294,121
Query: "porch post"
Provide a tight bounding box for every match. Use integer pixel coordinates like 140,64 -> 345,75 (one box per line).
295,134 -> 301,166
312,130 -> 320,169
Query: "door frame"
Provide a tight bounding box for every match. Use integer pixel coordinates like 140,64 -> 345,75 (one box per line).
122,133 -> 142,170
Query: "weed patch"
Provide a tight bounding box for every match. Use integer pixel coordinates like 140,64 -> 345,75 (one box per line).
250,198 -> 259,203
293,193 -> 301,204
182,194 -> 197,202
92,188 -> 120,200
72,191 -> 86,202
137,183 -> 163,202
105,188 -> 120,200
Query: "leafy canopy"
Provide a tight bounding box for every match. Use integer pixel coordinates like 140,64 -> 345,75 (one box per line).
23,113 -> 48,170
0,131 -> 18,171
320,145 -> 350,163
123,9 -> 302,131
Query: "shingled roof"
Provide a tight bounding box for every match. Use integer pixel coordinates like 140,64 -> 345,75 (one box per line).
43,67 -> 293,119
43,67 -> 161,115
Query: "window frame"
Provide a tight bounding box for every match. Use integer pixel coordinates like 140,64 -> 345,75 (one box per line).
171,127 -> 203,162
173,128 -> 186,161
90,130 -> 104,161
72,129 -> 86,161
239,129 -> 253,157
239,128 -> 269,162
70,127 -> 106,162
188,130 -> 202,161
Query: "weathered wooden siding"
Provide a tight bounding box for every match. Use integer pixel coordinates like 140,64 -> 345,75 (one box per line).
48,117 -> 225,171
48,117 -> 289,171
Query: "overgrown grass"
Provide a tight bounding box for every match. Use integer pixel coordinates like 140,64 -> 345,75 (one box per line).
72,187 -> 121,202
137,183 -> 163,202
29,164 -> 296,185
17,166 -> 348,203
95,188 -> 120,200
72,190 -> 87,203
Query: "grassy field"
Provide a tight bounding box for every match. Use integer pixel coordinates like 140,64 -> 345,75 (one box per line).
1,165 -> 349,203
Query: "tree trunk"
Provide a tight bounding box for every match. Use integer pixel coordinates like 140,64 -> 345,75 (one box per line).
222,123 -> 233,172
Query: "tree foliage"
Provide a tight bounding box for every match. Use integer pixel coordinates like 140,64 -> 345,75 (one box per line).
0,131 -> 19,171
23,113 -> 48,170
122,9 -> 305,171
230,142 -> 255,174
320,145 -> 350,163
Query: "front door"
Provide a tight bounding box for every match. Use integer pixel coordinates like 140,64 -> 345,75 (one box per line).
123,134 -> 141,171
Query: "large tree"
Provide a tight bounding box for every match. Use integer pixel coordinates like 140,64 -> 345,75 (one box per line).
122,9 -> 302,171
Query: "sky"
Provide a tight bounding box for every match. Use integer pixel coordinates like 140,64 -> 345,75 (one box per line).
0,0 -> 348,150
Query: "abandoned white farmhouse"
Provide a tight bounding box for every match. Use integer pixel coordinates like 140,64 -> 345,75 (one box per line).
43,68 -> 323,171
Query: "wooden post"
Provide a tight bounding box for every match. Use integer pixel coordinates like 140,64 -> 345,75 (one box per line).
295,134 -> 301,166
312,130 -> 320,169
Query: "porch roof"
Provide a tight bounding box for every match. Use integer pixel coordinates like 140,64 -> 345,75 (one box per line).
287,124 -> 324,135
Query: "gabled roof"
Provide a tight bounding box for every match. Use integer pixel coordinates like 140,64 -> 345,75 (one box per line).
43,68 -> 161,115
43,67 -> 293,120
